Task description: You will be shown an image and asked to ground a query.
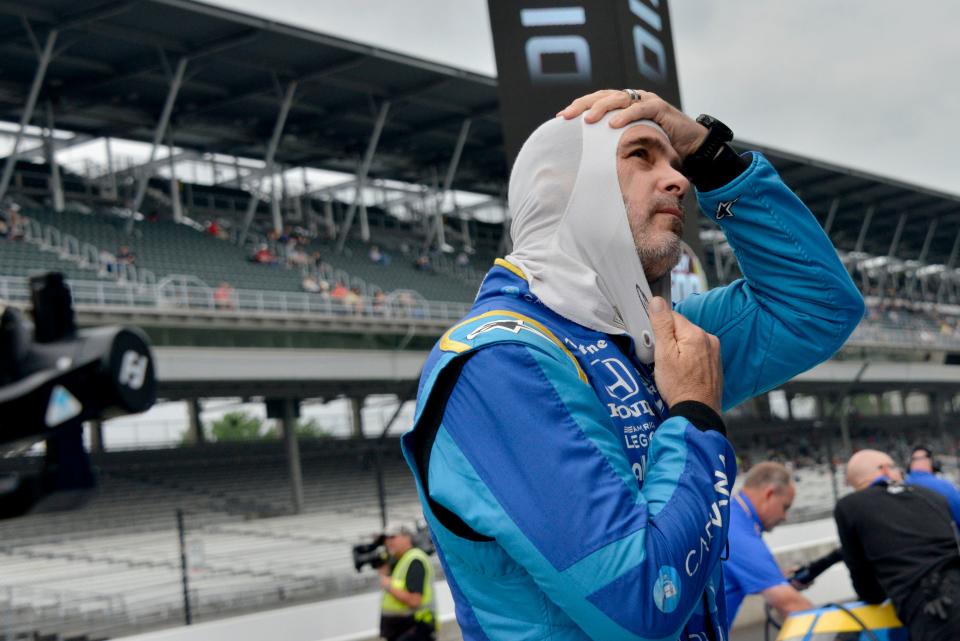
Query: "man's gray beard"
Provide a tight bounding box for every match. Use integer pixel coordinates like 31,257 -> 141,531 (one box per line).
637,234 -> 682,281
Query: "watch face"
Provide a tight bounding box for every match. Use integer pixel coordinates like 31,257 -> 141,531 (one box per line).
696,114 -> 715,127
697,114 -> 733,142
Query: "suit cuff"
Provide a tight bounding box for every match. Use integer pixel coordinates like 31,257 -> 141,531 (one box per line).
670,400 -> 726,436
686,143 -> 750,192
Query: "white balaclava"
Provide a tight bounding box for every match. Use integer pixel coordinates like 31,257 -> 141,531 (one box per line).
505,113 -> 674,364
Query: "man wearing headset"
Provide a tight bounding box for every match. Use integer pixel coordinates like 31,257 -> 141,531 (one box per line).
907,445 -> 960,528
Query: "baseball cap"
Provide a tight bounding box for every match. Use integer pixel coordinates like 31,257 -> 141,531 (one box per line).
383,521 -> 412,537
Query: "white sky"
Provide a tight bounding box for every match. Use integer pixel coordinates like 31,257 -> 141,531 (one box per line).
201,0 -> 960,197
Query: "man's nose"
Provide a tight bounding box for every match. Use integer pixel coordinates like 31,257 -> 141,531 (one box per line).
661,165 -> 689,198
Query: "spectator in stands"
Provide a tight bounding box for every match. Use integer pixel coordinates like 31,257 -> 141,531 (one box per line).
214,282 -> 235,309
205,219 -> 220,237
724,462 -> 813,626
98,248 -> 116,275
413,254 -> 432,272
346,287 -> 364,315
378,522 -> 437,641
401,89 -> 864,640
330,281 -> 349,311
251,243 -> 276,265
455,251 -> 470,268
907,445 -> 960,527
3,203 -> 23,240
116,245 -> 136,265
369,244 -> 384,264
835,449 -> 960,640
395,291 -> 416,318
0,217 -> 8,239
287,244 -> 309,268
372,290 -> 387,316
301,274 -> 321,293
309,250 -> 323,269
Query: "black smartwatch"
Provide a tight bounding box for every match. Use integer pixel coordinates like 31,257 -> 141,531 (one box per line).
681,114 -> 748,191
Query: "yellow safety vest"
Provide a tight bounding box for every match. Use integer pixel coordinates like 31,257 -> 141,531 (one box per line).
380,547 -> 437,629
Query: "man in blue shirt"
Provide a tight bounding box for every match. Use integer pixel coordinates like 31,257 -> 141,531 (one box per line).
724,462 -> 813,626
907,445 -> 960,528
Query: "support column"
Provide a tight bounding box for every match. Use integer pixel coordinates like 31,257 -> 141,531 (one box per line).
931,392 -> 947,436
324,199 -> 335,238
104,137 -> 118,199
271,170 -> 282,233
233,156 -> 243,186
239,81 -> 297,246
88,420 -> 105,453
44,101 -> 64,212
351,396 -> 365,439
908,219 -> 939,298
185,399 -> 205,445
336,101 -> 390,254
266,397 -> 303,513
822,198 -> 840,237
838,394 -> 853,456
937,229 -> 960,302
0,29 -> 58,204
168,138 -> 182,223
853,206 -> 875,254
433,118 -> 471,251
877,213 -> 908,297
282,399 -> 303,514
129,57 -> 188,230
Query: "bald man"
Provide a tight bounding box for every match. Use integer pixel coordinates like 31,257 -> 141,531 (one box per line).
834,449 -> 960,641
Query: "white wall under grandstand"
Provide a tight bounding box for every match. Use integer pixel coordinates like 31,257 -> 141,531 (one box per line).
109,519 -> 852,641
115,585 -> 456,641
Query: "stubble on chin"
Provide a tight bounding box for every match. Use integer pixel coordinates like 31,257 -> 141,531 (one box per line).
636,227 -> 682,281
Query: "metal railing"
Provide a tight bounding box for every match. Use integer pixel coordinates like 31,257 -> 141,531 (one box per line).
848,320 -> 960,351
0,275 -> 472,323
20,214 -> 157,286
0,276 -> 957,348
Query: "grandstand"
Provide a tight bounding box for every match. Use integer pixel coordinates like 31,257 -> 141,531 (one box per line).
0,440 -> 424,639
0,1 -> 958,641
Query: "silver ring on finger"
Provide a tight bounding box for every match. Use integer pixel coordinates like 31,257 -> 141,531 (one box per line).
623,88 -> 642,102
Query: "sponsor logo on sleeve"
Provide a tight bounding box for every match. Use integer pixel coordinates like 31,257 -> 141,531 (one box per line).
653,565 -> 682,613
715,196 -> 739,220
465,319 -> 549,342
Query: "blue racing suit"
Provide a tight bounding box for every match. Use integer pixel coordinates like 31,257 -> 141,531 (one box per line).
400,152 -> 864,640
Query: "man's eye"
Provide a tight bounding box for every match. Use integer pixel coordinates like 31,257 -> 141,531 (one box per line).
632,149 -> 649,160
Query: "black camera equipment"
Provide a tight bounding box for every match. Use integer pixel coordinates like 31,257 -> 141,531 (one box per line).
788,547 -> 843,588
352,534 -> 389,572
352,523 -> 436,572
0,272 -> 157,520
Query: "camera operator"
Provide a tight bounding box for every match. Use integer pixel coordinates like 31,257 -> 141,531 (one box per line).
378,523 -> 437,641
835,449 -> 960,640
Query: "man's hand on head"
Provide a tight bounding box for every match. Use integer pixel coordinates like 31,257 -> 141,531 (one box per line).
648,296 -> 723,414
557,89 -> 707,161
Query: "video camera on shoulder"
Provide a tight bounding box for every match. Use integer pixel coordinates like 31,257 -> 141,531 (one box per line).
352,521 -> 436,572
352,533 -> 389,572
0,272 -> 156,519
